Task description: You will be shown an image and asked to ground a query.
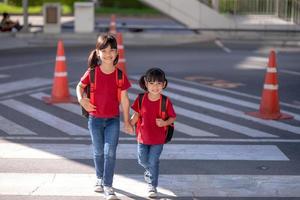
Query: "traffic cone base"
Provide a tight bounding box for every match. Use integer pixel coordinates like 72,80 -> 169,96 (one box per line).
246,111 -> 293,120
43,96 -> 77,104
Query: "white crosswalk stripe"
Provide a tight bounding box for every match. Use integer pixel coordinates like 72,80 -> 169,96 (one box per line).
0,78 -> 52,95
167,76 -> 300,110
131,83 -> 300,135
166,79 -> 300,121
0,99 -> 88,136
0,115 -> 37,135
128,89 -> 277,138
0,142 -> 289,160
1,173 -> 299,197
71,89 -> 218,137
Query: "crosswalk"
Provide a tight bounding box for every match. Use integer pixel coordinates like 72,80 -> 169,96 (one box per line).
0,76 -> 300,198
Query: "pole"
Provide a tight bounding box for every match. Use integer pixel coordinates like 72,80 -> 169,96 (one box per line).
22,0 -> 29,32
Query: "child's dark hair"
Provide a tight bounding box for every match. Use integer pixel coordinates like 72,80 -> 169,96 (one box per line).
139,68 -> 168,91
88,33 -> 119,69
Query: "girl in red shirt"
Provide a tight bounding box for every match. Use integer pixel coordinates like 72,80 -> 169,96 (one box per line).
76,33 -> 133,200
130,68 -> 176,198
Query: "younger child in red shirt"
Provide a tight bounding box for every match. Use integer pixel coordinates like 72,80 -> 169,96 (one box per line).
130,68 -> 176,198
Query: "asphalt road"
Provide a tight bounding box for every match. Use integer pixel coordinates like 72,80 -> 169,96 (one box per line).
0,41 -> 300,199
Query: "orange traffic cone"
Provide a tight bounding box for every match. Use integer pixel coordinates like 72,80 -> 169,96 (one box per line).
246,50 -> 293,120
116,32 -> 127,74
43,40 -> 77,104
109,14 -> 117,34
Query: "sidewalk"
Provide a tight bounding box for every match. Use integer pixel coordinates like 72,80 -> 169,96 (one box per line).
1,15 -> 300,50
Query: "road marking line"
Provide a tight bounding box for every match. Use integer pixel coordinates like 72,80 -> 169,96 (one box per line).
1,173 -> 300,197
0,58 -> 84,71
166,76 -> 300,110
214,39 -> 231,53
0,78 -> 52,95
0,81 -> 77,101
130,79 -> 300,134
130,84 -> 278,138
163,89 -> 300,134
0,74 -> 10,78
2,136 -> 300,143
0,143 -> 288,160
0,61 -> 52,71
0,99 -> 88,136
30,92 -> 128,135
281,69 -> 300,76
165,80 -> 300,121
68,89 -> 217,137
174,106 -> 277,138
0,115 -> 37,135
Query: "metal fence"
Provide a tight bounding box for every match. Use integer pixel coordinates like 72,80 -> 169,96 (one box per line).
278,0 -> 300,24
218,0 -> 276,15
200,0 -> 300,24
292,0 -> 300,24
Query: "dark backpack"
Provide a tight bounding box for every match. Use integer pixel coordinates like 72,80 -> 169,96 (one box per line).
137,93 -> 174,143
81,67 -> 124,118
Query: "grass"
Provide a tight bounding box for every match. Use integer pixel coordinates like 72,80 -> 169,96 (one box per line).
0,3 -> 160,16
95,7 -> 160,16
0,3 -> 73,15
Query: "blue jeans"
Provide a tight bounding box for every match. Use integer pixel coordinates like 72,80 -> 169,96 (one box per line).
88,116 -> 120,187
137,143 -> 164,187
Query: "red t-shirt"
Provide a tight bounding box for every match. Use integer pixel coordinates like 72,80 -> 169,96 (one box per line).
131,93 -> 176,145
80,66 -> 131,118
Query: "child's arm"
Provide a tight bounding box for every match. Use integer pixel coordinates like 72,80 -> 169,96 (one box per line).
156,117 -> 176,127
76,82 -> 96,112
130,112 -> 139,126
120,90 -> 134,134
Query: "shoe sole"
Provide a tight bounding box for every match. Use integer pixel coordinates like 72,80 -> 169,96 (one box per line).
148,193 -> 157,198
105,195 -> 118,200
94,187 -> 103,193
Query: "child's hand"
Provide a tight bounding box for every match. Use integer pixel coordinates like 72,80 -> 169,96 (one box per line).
156,118 -> 167,127
80,98 -> 96,112
123,122 -> 135,135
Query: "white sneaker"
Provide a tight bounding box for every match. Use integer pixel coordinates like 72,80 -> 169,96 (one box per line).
144,170 -> 151,184
148,185 -> 157,198
94,179 -> 103,192
104,186 -> 118,200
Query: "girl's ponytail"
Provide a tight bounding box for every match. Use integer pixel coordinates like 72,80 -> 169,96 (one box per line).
87,49 -> 99,69
139,75 -> 147,91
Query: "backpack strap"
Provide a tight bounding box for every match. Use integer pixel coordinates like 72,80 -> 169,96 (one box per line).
160,94 -> 169,133
138,93 -> 145,113
90,67 -> 95,83
135,93 -> 145,133
116,68 -> 124,103
88,67 -> 96,101
160,94 -> 168,120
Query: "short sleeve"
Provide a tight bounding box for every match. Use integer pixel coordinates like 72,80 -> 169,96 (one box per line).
80,69 -> 90,85
121,74 -> 131,91
131,96 -> 139,113
167,98 -> 176,118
